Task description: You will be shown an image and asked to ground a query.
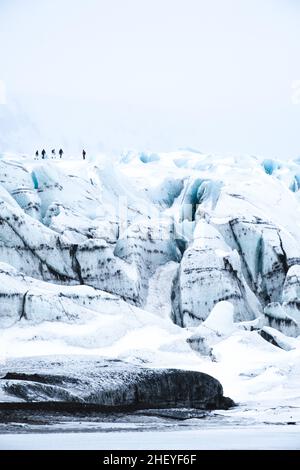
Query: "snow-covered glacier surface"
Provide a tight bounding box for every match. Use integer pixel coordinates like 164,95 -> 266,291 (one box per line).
0,150 -> 300,448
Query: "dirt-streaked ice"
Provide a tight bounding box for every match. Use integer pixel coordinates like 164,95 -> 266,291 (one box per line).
0,150 -> 300,445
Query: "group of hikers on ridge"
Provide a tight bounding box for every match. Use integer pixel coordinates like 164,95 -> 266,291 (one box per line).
34,149 -> 86,160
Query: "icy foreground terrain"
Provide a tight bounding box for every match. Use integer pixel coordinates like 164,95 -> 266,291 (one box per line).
1,427 -> 299,450
0,150 -> 300,445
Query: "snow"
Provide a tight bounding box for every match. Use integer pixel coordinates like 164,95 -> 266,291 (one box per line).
202,301 -> 235,336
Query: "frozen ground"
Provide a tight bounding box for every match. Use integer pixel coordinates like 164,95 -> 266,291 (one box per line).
0,426 -> 299,450
1,150 -> 300,448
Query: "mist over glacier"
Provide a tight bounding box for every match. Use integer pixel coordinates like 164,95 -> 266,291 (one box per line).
1,0 -> 300,158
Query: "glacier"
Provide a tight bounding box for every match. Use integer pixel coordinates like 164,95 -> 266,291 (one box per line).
0,150 -> 300,439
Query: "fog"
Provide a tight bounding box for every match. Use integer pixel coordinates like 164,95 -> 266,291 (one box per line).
0,0 -> 300,157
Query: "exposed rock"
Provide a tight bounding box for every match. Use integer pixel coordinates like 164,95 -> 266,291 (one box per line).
259,327 -> 297,351
0,356 -> 234,411
259,328 -> 282,348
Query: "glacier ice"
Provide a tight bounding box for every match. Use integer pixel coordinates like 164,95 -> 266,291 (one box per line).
263,302 -> 300,337
1,151 -> 300,331
171,221 -> 257,327
0,150 -> 300,418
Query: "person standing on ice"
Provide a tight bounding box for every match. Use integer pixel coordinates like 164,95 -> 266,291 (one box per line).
41,149 -> 46,159
82,149 -> 86,160
35,150 -> 39,159
59,148 -> 63,159
51,149 -> 56,159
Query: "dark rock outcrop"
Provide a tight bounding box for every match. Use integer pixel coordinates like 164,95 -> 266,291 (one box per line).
258,326 -> 296,351
0,356 -> 234,411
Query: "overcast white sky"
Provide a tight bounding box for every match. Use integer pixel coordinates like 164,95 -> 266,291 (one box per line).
0,0 -> 300,157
